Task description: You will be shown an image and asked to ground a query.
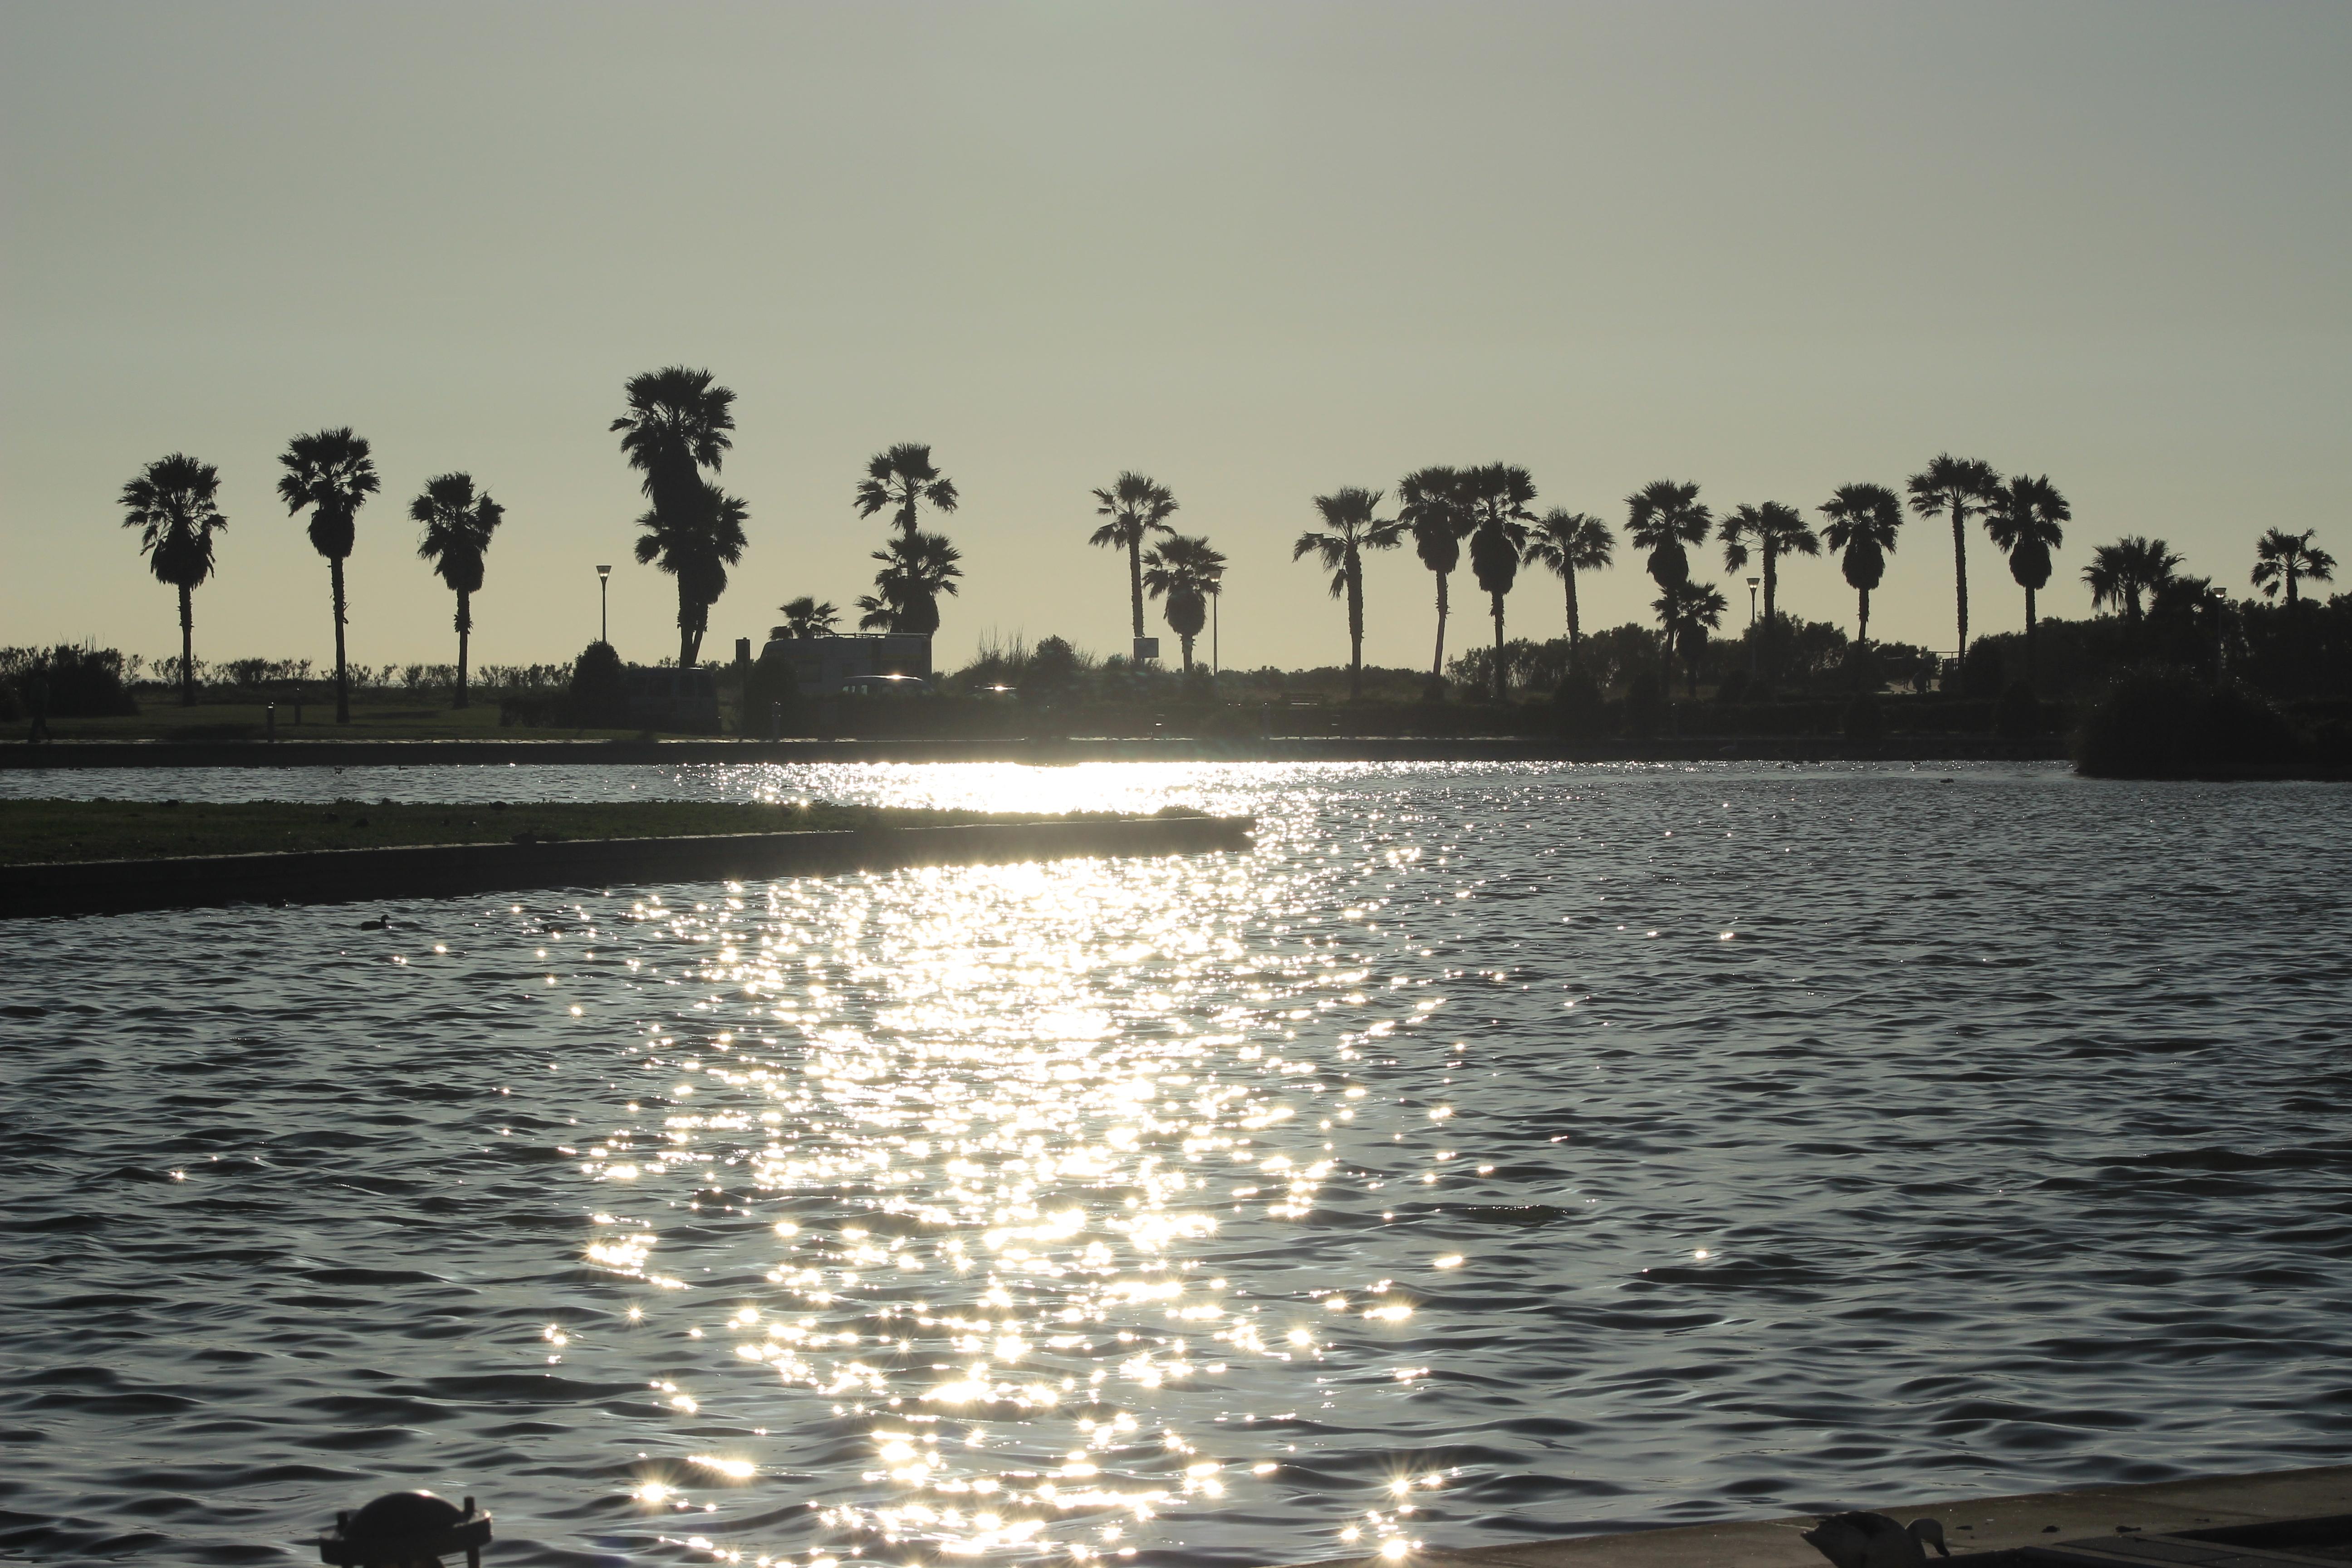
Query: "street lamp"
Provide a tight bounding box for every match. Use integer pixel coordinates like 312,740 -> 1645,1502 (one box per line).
1746,578 -> 1760,679
596,564 -> 612,646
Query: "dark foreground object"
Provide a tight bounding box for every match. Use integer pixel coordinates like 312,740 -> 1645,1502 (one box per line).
0,815 -> 1254,920
319,1491 -> 489,1567
1276,1465 -> 2351,1568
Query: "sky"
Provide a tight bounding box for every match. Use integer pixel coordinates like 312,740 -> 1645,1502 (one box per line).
4,1 -> 2347,678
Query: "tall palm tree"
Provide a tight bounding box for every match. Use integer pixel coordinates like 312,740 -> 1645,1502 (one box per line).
633,480 -> 750,666
1089,472 -> 1179,648
118,453 -> 227,707
2083,535 -> 2181,629
1396,466 -> 1470,681
1652,580 -> 1729,698
1524,509 -> 1615,660
1142,534 -> 1229,672
1461,464 -> 1538,701
1906,454 -> 2000,662
277,427 -> 379,724
1719,500 -> 1819,679
1626,480 -> 1711,681
863,530 -> 963,636
613,367 -> 744,667
2251,528 -> 2337,609
1294,486 -> 1404,701
410,472 -> 504,707
1818,482 -> 1904,647
1981,474 -> 2069,681
855,443 -> 959,538
778,596 -> 840,638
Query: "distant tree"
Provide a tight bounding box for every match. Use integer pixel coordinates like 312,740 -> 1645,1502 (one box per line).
1819,482 -> 1905,647
410,472 -> 505,707
1396,466 -> 1471,681
118,453 -> 228,707
2083,535 -> 2182,629
1906,454 -> 2001,661
1652,580 -> 1729,697
855,443 -> 959,538
1718,500 -> 1820,681
633,480 -> 750,665
1523,509 -> 1614,659
1461,464 -> 1538,701
2251,528 -> 2336,609
1142,533 -> 1228,672
277,427 -> 379,724
612,367 -> 744,667
1626,480 -> 1711,680
863,530 -> 963,636
1089,472 -> 1179,647
1982,474 -> 2070,681
778,596 -> 840,638
1294,486 -> 1405,701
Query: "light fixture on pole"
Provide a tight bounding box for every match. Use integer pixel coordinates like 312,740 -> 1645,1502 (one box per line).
1746,577 -> 1760,678
1211,584 -> 1220,675
596,564 -> 612,646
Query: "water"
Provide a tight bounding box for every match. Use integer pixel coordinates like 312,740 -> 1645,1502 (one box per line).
3,762 -> 2348,1568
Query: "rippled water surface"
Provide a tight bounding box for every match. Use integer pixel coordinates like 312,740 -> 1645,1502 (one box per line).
4,763 -> 2349,1568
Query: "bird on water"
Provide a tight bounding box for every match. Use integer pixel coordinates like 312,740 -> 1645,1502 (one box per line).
1801,1511 -> 1951,1567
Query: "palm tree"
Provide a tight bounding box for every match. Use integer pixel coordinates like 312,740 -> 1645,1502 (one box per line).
1718,500 -> 1819,679
410,472 -> 504,707
864,530 -> 963,636
1461,464 -> 1537,701
1523,509 -> 1615,660
277,427 -> 379,724
1818,482 -> 1905,647
779,596 -> 840,638
854,443 -> 959,538
633,480 -> 750,666
1626,480 -> 1711,681
1652,580 -> 1729,697
118,454 -> 227,707
1396,466 -> 1470,681
1906,454 -> 2000,662
1142,534 -> 1229,672
613,367 -> 744,667
1981,474 -> 2069,681
2083,535 -> 2182,629
1089,472 -> 1179,650
1294,487 -> 1404,701
2251,528 -> 2337,608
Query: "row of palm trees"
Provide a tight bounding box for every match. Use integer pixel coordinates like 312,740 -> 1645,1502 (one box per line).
118,433 -> 504,713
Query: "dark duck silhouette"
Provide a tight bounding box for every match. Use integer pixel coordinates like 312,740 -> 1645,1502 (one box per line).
1802,1511 -> 1950,1567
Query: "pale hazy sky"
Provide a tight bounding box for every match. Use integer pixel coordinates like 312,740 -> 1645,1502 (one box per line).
5,1 -> 2347,676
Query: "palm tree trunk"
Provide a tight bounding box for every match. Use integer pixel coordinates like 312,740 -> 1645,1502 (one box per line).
1564,569 -> 1581,655
2287,568 -> 2299,609
1128,538 -> 1145,643
455,589 -> 472,709
178,583 -> 196,707
1347,555 -> 1365,702
1857,587 -> 1871,650
1430,570 -> 1450,679
1762,545 -> 1779,684
1491,593 -> 1506,704
331,559 -> 350,724
1952,511 -> 1969,663
679,581 -> 696,669
1180,634 -> 1195,672
2024,585 -> 2038,682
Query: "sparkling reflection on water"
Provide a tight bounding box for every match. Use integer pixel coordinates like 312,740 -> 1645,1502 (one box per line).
3,763 -> 2349,1568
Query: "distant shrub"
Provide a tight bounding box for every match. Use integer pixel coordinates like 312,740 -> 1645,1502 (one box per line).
1995,680 -> 2043,738
566,641 -> 627,726
1553,671 -> 1605,739
740,644 -> 805,737
1842,689 -> 1886,740
1620,668 -> 1664,738
2073,666 -> 2301,776
1,645 -> 139,717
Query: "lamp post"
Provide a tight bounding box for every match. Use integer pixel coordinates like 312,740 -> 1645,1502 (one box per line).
1746,578 -> 1760,679
596,564 -> 612,646
1211,585 -> 1220,675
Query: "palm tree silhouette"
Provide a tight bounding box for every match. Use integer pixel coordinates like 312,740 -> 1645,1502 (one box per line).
2083,535 -> 2181,630
862,530 -> 963,636
612,368 -> 744,667
1524,509 -> 1614,662
1819,483 -> 1904,647
855,444 -> 959,538
1981,474 -> 2069,681
277,427 -> 379,724
1906,454 -> 2000,662
1626,480 -> 1711,686
633,481 -> 750,666
1294,487 -> 1404,701
1652,580 -> 1729,697
1397,466 -> 1471,681
118,454 -> 227,707
1090,472 -> 1179,648
2251,528 -> 2336,608
1461,465 -> 1537,701
778,596 -> 841,638
1143,534 -> 1229,672
410,473 -> 504,707
1718,500 -> 1818,680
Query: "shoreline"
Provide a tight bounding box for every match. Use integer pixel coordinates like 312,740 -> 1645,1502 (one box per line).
0,814 -> 1254,919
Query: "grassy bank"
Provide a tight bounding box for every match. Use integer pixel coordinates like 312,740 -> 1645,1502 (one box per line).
0,798 -> 1115,866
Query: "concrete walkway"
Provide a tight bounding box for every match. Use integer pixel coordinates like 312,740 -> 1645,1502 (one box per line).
1279,1465 -> 2350,1568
